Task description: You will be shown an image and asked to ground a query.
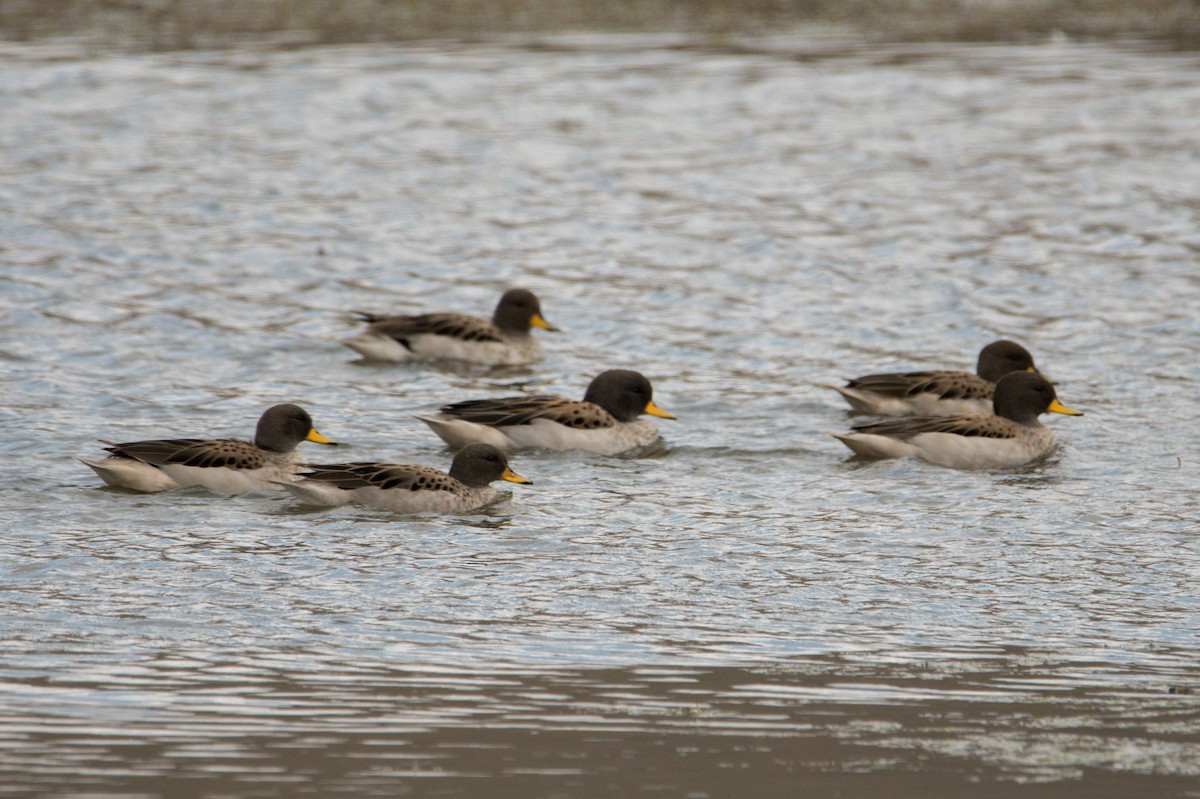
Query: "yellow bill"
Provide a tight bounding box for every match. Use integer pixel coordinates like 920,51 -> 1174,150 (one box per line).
531,313 -> 559,331
501,467 -> 532,485
1048,399 -> 1083,416
644,400 -> 676,420
306,428 -> 337,445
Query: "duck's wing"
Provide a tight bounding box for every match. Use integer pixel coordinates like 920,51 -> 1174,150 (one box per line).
845,370 -> 993,400
300,462 -> 460,493
105,438 -> 269,470
355,312 -> 505,344
439,396 -> 615,429
850,414 -> 1021,441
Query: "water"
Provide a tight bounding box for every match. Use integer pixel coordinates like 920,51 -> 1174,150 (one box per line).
2,35 -> 1199,797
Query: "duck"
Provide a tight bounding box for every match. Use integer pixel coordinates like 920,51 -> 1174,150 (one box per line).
79,403 -> 337,493
417,369 -> 675,455
831,339 -> 1042,416
343,288 -> 557,365
281,443 -> 531,514
831,371 -> 1083,470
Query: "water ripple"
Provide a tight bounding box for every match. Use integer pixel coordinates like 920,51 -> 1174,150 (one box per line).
2,36 -> 1199,796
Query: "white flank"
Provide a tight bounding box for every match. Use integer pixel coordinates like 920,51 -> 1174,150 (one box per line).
79,457 -> 183,493
343,332 -> 541,365
342,333 -> 416,362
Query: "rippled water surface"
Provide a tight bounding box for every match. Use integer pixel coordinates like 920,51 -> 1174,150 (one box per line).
2,36 -> 1199,796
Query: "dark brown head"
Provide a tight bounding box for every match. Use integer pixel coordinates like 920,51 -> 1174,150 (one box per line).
448,443 -> 531,487
582,370 -> 675,423
992,372 -> 1082,425
492,289 -> 556,334
976,340 -> 1038,384
254,404 -> 336,452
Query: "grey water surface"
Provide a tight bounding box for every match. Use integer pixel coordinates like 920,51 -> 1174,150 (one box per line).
2,35 -> 1199,797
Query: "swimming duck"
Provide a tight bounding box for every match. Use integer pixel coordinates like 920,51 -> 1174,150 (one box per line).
831,339 -> 1042,416
343,288 -> 556,365
281,443 -> 531,514
831,371 -> 1082,470
417,369 -> 675,455
80,403 -> 336,493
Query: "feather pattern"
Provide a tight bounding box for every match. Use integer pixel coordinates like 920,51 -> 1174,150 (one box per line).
343,288 -> 555,365
435,395 -> 617,429
831,372 -> 1082,470
844,371 -> 994,401
103,438 -> 271,470
831,340 -> 1041,416
300,462 -> 465,494
80,404 -> 335,493
283,444 -> 531,514
417,370 -> 674,455
353,312 -> 507,346
847,413 -> 1026,441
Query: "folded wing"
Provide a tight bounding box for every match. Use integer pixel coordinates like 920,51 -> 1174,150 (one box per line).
300,462 -> 461,493
355,312 -> 505,345
439,396 -> 614,429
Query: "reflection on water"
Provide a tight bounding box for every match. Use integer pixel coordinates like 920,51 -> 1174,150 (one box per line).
1,32 -> 1199,798
4,653 -> 1199,796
